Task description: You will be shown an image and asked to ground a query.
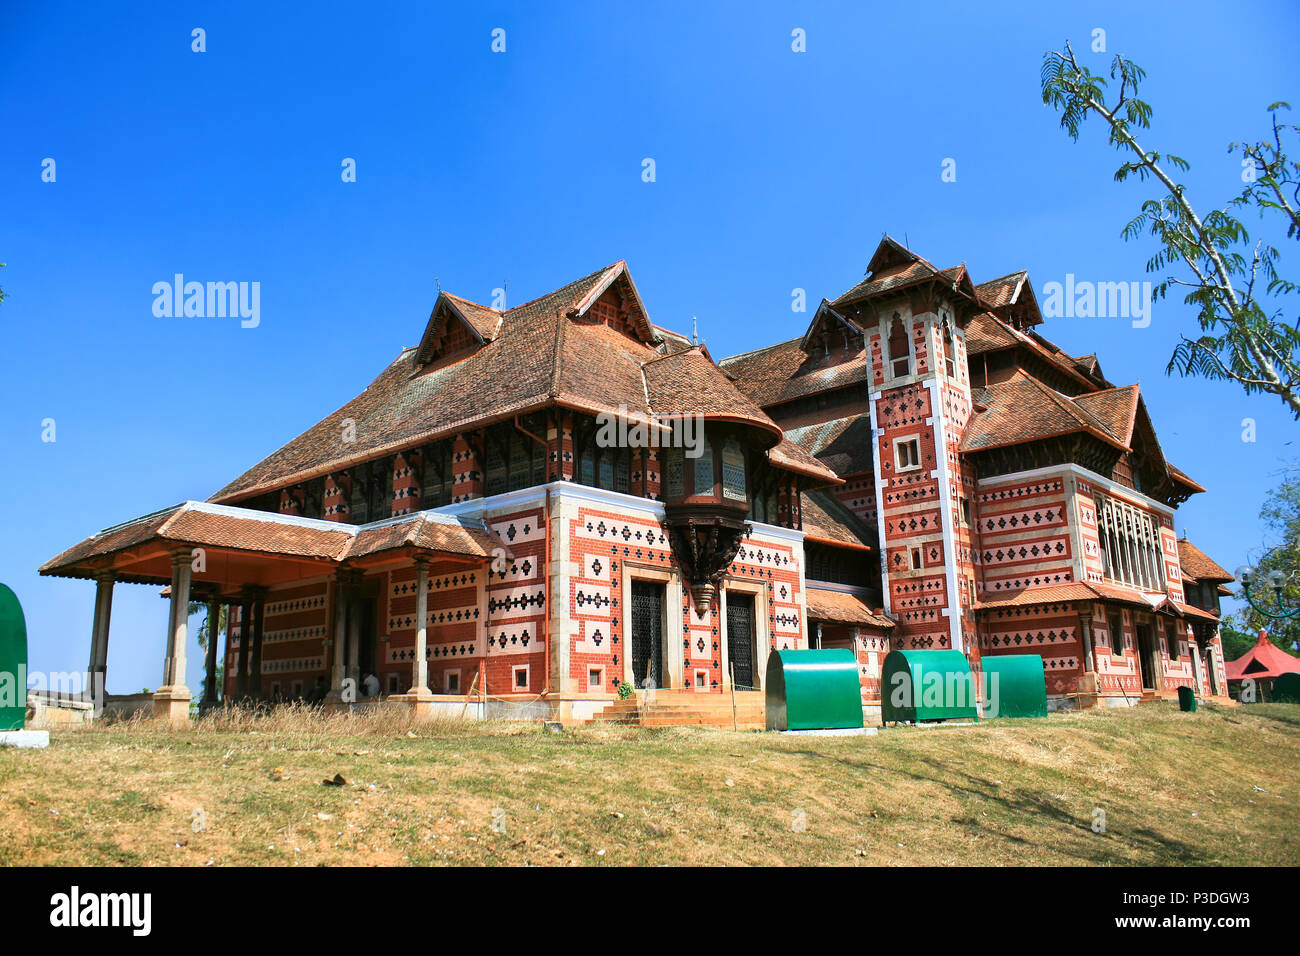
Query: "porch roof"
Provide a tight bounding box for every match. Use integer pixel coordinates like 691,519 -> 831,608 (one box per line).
805,587 -> 894,629
39,501 -> 506,587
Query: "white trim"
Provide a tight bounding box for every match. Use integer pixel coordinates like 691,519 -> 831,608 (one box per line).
927,377 -> 965,654
977,463 -> 1176,518
869,391 -> 892,614
805,581 -> 871,596
183,500 -> 359,534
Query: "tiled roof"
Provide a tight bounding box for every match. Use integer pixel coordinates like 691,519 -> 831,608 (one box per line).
964,312 -> 1022,354
212,262 -> 829,502
805,587 -> 894,629
974,583 -> 1101,609
784,414 -> 875,477
642,347 -> 777,431
769,438 -> 842,485
40,502 -> 503,580
441,293 -> 503,341
964,370 -> 1129,453
974,271 -> 1029,309
1177,538 -> 1234,582
800,489 -> 875,549
718,337 -> 869,410
1072,386 -> 1140,445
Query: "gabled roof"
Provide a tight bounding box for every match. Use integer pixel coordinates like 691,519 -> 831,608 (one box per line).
1177,538 -> 1234,583
963,370 -> 1130,454
1073,386 -> 1140,445
799,299 -> 861,351
414,292 -> 502,366
831,237 -> 981,318
212,262 -> 835,503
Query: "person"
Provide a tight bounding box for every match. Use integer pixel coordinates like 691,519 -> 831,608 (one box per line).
363,672 -> 380,699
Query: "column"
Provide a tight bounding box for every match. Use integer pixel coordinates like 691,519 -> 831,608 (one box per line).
154,550 -> 192,722
249,589 -> 266,699
409,558 -> 432,698
87,571 -> 115,703
327,570 -> 351,703
235,595 -> 253,698
202,596 -> 221,706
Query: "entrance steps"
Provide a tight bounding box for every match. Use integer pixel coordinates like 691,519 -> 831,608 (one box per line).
585,689 -> 766,730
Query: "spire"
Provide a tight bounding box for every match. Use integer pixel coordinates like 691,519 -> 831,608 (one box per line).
692,316 -> 699,346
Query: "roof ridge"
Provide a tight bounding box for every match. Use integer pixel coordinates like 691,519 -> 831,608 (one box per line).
502,261 -> 623,317
718,336 -> 803,365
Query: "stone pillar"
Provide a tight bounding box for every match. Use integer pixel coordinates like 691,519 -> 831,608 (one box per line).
452,432 -> 483,502
409,558 -> 432,699
88,571 -> 115,701
236,594 -> 254,698
154,551 -> 192,722
202,596 -> 221,706
249,589 -> 266,698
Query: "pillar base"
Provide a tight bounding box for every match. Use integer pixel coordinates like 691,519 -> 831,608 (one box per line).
152,686 -> 192,724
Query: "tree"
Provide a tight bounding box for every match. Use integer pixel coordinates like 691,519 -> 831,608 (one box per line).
1041,43 -> 1300,417
1221,465 -> 1300,653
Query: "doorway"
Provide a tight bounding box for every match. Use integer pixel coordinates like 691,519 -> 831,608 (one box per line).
630,580 -> 666,689
727,592 -> 757,690
1135,623 -> 1159,691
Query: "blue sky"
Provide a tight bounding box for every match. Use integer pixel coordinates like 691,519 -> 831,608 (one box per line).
1,1 -> 1296,693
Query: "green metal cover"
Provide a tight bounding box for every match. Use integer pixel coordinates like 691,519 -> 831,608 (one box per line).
980,654 -> 1048,719
1274,672 -> 1300,704
880,649 -> 977,723
765,649 -> 863,731
1177,685 -> 1198,712
0,584 -> 28,731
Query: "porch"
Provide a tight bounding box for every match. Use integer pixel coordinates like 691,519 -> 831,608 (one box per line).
38,501 -> 508,722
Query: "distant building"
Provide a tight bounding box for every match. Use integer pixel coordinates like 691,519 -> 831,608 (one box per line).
41,238 -> 1233,723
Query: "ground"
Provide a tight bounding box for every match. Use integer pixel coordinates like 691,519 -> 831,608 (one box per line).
2,702 -> 1298,866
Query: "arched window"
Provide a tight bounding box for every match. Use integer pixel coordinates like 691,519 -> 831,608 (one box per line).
888,315 -> 910,377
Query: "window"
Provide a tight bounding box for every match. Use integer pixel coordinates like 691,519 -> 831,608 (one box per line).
587,666 -> 604,691
420,441 -> 454,508
445,670 -> 460,693
888,315 -> 910,377
693,670 -> 708,689
941,317 -> 956,379
721,438 -> 747,502
911,548 -> 922,570
1108,612 -> 1124,657
966,577 -> 977,606
896,438 -> 922,472
960,496 -> 970,526
512,665 -> 529,691
1094,494 -> 1167,591
663,446 -> 685,498
693,440 -> 716,496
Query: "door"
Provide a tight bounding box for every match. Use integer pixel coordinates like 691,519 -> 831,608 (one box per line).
727,592 -> 757,690
630,581 -> 666,689
1136,623 -> 1159,691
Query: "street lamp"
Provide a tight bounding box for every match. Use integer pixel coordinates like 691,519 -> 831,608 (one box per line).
1235,564 -> 1300,620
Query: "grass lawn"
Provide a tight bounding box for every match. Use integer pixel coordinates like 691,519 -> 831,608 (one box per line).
2,701 -> 1298,866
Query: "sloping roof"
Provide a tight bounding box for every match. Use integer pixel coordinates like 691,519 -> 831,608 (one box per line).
783,414 -> 875,477
1177,538 -> 1234,582
974,583 -> 1102,610
964,370 -> 1129,453
1072,386 -> 1140,445
805,587 -> 894,629
800,489 -> 875,550
718,337 -> 869,410
441,293 -> 502,340
40,502 -> 504,581
975,271 -> 1029,309
976,580 -> 1219,617
1226,631 -> 1300,681
212,262 -> 828,503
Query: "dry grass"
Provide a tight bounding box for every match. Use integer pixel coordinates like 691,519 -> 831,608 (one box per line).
2,701 -> 1298,866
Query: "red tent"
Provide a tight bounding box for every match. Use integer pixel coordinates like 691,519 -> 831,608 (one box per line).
1226,630 -> 1300,682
